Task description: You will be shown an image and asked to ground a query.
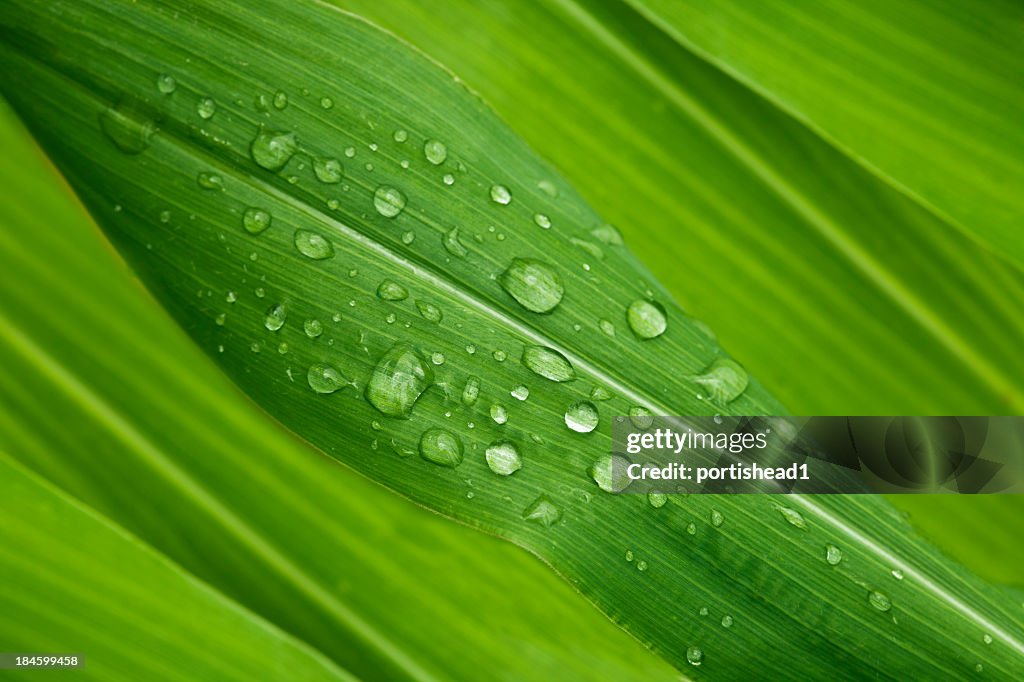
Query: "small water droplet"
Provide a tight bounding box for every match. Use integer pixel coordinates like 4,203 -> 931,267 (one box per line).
590,386 -> 613,401
214,312 -> 226,326
891,569 -> 904,581
538,180 -> 558,197
686,646 -> 703,667
419,428 -> 463,468
272,90 -> 288,110
377,280 -> 409,301
534,213 -> 551,229
486,440 -> 522,476
695,358 -> 749,404
698,606 -> 708,616
592,224 -> 623,246
430,352 -> 445,365
416,300 -> 442,323
773,503 -> 807,529
197,172 -> 224,191
499,259 -> 563,313
423,139 -> 447,165
393,129 -> 408,143
628,406 -> 654,429
625,550 -> 634,562
522,346 -> 575,382
590,455 -> 629,492
490,404 -> 508,425
566,401 -> 599,433
510,385 -> 529,401
242,207 -> 271,234
462,376 -> 480,406
156,73 -> 177,94
648,492 -> 667,508
294,230 -> 334,259
489,184 -> 512,205
983,634 -> 992,645
721,614 -> 734,629
314,157 -> 343,183
636,560 -> 648,572
443,226 -> 468,257
825,544 -> 843,565
465,344 -> 476,355
710,509 -> 724,527
250,128 -> 297,171
225,291 -> 237,304
492,349 -> 507,362
687,523 -> 697,535
264,303 -> 287,331
320,97 -> 333,109
868,590 -> 892,612
365,343 -> 433,418
159,210 -> 171,223
627,299 -> 667,339
522,495 -> 561,527
373,186 -> 406,217
975,663 -> 984,673
304,319 -> 323,338
308,363 -> 348,394
100,102 -> 154,154
196,97 -> 216,119
598,319 -> 616,337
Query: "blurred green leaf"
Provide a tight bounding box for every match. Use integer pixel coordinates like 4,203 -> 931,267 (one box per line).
3,0 -> 1024,679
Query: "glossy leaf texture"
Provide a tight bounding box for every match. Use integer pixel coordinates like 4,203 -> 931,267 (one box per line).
0,102 -> 675,681
2,1 -> 1023,678
334,0 -> 1024,415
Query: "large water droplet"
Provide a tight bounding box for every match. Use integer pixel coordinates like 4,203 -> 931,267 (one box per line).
486,441 -> 522,476
304,319 -> 323,338
694,358 -> 749,403
250,128 -> 297,171
294,230 -> 334,259
522,346 -> 575,382
196,97 -> 216,119
510,385 -> 529,401
308,363 -> 348,394
590,455 -> 629,492
100,102 -> 154,154
373,186 -> 406,217
825,544 -> 843,565
523,495 -> 561,527
365,343 -> 433,419
868,590 -> 892,612
423,139 -> 447,165
243,207 -> 271,234
462,376 -> 480,406
686,646 -> 703,667
489,184 -> 512,205
264,303 -> 287,331
419,428 -> 463,468
710,509 -> 724,527
376,280 -> 408,301
773,503 -> 807,529
626,300 -> 667,339
566,401 -> 599,433
499,259 -> 563,313
314,157 -> 343,183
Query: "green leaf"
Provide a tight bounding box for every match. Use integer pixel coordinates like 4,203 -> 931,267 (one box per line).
623,0 -> 1024,271
3,1 -> 1023,679
332,0 -> 1024,415
0,455 -> 355,682
0,101 -> 675,680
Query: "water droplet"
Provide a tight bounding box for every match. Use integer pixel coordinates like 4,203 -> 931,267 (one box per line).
687,523 -> 697,535
538,179 -> 558,197
444,226 -> 468,257
264,303 -> 287,331
243,207 -> 271,234
868,590 -> 892,612
648,492 -> 667,508
590,386 -> 613,401
320,97 -> 333,109
489,184 -> 512,205
710,509 -> 724,527
511,385 -> 529,401
462,376 -> 480,406
465,344 -> 476,355
294,230 -> 334,259
721,615 -> 734,629
272,90 -> 288,110
773,503 -> 807,529
694,358 -> 749,404
225,291 -> 237,303
983,634 -> 992,645
891,569 -> 904,581
825,544 -> 843,565
628,406 -> 654,429
599,319 -> 616,337
534,214 -> 551,229
499,259 -> 563,313
314,157 -> 343,183
156,73 -> 177,94
430,352 -> 445,365
418,428 -> 463,468
975,663 -> 984,673
570,238 -> 604,261
523,495 -> 561,527
486,441 -> 522,476
197,172 -> 224,191
686,646 -> 703,667
416,300 -> 442,323
376,280 -> 408,301
636,560 -> 648,572
566,401 -> 599,433
250,128 -> 297,171
304,319 -> 323,338
308,363 -> 348,394
492,349 -> 507,362
626,299 -> 667,339
625,550 -> 634,562
159,210 -> 171,223
196,97 -> 216,119
373,186 -> 406,217
522,346 -> 575,382
490,404 -> 508,425
423,139 -> 447,165
590,455 -> 629,492
393,129 -> 408,143
365,343 -> 433,418
100,103 -> 154,154
214,312 -> 226,326
592,224 -> 623,246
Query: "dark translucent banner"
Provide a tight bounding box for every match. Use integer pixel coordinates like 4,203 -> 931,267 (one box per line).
608,416 -> 1024,494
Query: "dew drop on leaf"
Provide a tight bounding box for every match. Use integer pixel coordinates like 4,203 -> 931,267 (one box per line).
264,303 -> 287,331
490,404 -> 508,425
423,139 -> 447,165
196,172 -> 223,191
648,492 -> 667,508
304,319 -> 323,338
590,455 -> 629,492
462,376 -> 480,406
393,129 -> 408,143
891,569 -> 904,581
626,299 -> 667,339
710,509 -> 724,527
628,406 -> 653,430
773,503 -> 807,529
272,90 -> 288,110
294,230 -> 334,260
566,400 -> 599,433
721,614 -> 734,628
522,346 -> 575,382
416,300 -> 442,323
196,97 -> 216,119
686,646 -> 703,667
522,494 -> 561,527
592,224 -> 624,246
307,363 -> 347,394
419,428 -> 463,468
694,358 -> 749,404
365,343 -> 433,419
100,102 -> 155,154
485,440 -> 522,476
499,258 -> 564,313
534,213 -> 551,229
868,590 -> 892,612
250,128 -> 298,172
373,186 -> 407,217
156,73 -> 177,94
444,226 -> 468,257
489,184 -> 512,205
510,384 -> 529,401
313,157 -> 343,184
376,280 -> 409,301
242,207 -> 271,234
825,544 -> 843,565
